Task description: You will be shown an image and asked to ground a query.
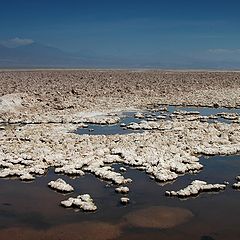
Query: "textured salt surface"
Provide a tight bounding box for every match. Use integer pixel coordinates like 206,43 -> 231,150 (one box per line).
1,106 -> 240,198
1,88 -> 240,239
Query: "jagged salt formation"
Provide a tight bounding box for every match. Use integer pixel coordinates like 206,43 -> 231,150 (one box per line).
85,165 -> 132,185
232,176 -> 240,189
48,178 -> 74,193
120,197 -> 130,204
55,165 -> 85,176
61,194 -> 97,211
134,112 -> 145,119
119,167 -> 126,172
165,180 -> 226,198
115,186 -> 129,194
217,112 -> 239,120
172,110 -> 200,115
111,144 -> 202,182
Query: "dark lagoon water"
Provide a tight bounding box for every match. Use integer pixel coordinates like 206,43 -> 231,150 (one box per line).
168,105 -> 240,116
76,106 -> 240,136
1,155 -> 240,239
75,111 -> 143,135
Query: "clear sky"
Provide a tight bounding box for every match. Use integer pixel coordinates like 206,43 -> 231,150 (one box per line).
1,0 -> 240,67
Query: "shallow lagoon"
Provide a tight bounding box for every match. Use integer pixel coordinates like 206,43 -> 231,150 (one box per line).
76,106 -> 240,136
1,155 -> 240,239
1,106 -> 240,239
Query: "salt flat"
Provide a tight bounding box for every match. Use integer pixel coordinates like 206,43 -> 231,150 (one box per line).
1,70 -> 240,239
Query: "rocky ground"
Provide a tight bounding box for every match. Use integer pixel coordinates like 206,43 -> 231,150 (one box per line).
1,70 -> 240,209
1,70 -> 240,116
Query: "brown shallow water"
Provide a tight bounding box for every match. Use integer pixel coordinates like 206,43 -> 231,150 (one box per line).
1,155 -> 240,239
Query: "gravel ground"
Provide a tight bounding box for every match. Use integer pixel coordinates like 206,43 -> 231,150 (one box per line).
0,70 -> 240,116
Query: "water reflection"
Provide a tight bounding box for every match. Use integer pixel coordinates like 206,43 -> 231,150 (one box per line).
0,156 -> 240,239
76,106 -> 240,136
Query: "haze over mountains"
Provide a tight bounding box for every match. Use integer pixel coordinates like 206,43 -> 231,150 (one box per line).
0,42 -> 92,68
0,41 -> 240,69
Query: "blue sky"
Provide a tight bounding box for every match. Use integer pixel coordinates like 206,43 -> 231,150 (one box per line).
1,0 -> 240,67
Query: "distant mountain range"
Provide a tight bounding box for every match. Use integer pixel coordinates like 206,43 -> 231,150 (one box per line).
0,42 -> 240,69
0,42 -> 141,68
0,43 -> 88,68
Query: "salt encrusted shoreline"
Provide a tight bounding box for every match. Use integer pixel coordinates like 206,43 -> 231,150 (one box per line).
1,70 -> 240,209
165,180 -> 226,198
